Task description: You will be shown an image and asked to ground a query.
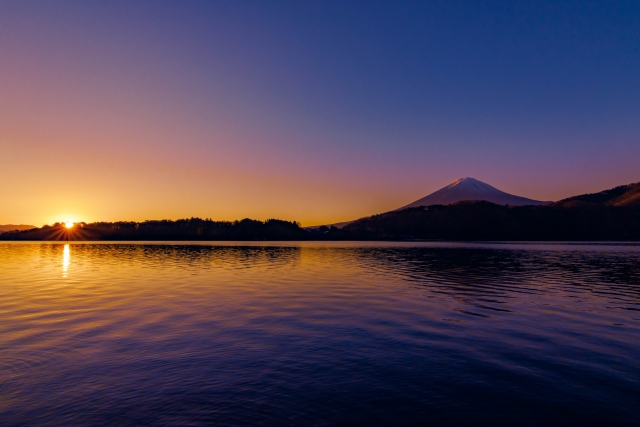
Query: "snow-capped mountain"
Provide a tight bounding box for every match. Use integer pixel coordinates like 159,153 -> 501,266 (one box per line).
398,177 -> 549,209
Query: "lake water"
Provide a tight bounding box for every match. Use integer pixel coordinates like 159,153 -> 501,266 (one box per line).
0,242 -> 639,426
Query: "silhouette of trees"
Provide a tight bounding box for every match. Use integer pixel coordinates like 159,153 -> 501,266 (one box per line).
343,202 -> 640,241
2,203 -> 640,241
0,218 -> 308,241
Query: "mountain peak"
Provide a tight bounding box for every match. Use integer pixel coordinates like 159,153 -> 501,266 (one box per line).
398,178 -> 549,209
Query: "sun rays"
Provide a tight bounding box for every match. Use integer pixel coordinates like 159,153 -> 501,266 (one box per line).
41,222 -> 92,241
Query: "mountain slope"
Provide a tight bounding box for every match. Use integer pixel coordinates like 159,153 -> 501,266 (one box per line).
554,182 -> 640,207
0,224 -> 37,233
336,180 -> 640,241
308,177 -> 550,230
398,177 -> 549,209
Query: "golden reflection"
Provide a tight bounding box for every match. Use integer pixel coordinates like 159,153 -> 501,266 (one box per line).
62,244 -> 70,277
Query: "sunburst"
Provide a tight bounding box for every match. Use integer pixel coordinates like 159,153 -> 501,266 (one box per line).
42,220 -> 90,241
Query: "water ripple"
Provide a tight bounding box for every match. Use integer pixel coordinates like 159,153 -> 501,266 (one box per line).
0,242 -> 639,426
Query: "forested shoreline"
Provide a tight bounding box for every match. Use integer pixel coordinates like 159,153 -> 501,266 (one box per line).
2,203 -> 640,241
0,218 -> 308,241
339,202 -> 640,241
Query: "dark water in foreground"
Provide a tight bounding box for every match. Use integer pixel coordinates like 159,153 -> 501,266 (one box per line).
0,242 -> 639,426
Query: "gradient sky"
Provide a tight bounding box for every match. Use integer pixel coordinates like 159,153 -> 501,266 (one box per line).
1,1 -> 639,226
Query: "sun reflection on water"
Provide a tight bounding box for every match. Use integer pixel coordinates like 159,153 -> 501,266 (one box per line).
62,244 -> 70,277
0,243 -> 639,425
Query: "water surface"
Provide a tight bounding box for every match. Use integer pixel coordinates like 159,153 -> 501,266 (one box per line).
1,242 -> 639,426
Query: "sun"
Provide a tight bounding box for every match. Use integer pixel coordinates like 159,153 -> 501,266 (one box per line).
65,221 -> 75,229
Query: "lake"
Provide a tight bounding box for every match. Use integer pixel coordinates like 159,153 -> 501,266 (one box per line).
1,242 -> 639,426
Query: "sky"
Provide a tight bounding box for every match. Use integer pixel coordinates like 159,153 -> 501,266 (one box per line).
1,0 -> 639,226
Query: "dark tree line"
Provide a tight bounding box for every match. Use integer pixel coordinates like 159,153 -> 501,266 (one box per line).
3,200 -> 640,242
341,202 -> 640,241
0,218 -> 308,241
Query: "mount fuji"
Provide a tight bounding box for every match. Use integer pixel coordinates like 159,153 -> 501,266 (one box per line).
309,177 -> 549,230
398,177 -> 549,209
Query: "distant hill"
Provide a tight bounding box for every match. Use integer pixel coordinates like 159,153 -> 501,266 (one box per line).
553,182 -> 640,207
309,177 -> 549,230
335,180 -> 640,241
0,224 -> 37,233
398,177 -> 549,209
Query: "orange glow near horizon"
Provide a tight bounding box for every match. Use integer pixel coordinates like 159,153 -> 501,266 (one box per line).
65,221 -> 75,229
1,3 -> 640,229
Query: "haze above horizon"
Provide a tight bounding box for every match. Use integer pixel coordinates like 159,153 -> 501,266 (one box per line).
1,1 -> 639,226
